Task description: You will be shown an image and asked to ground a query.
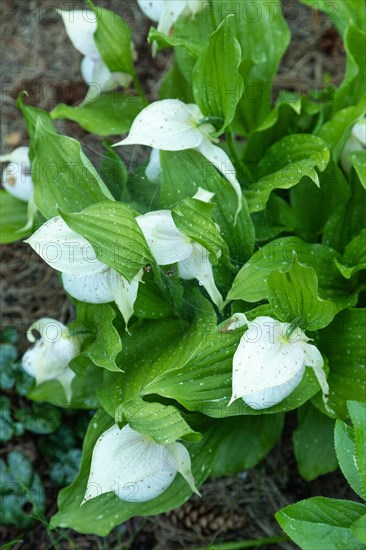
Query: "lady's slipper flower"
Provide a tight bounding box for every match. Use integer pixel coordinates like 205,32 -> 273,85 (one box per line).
22,318 -> 80,402
1,146 -> 33,202
57,9 -> 132,97
114,99 -> 243,221
136,207 -> 223,308
228,315 -> 329,410
137,0 -> 205,40
341,118 -> 366,174
83,423 -> 198,504
25,216 -> 142,327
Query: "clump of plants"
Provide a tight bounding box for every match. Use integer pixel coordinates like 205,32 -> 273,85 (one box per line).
1,0 -> 365,546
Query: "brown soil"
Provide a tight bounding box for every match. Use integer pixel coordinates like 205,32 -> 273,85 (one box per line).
0,1 -> 349,548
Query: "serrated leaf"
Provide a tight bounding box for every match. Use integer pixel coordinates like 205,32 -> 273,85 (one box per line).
192,15 -> 244,133
61,201 -> 152,283
276,497 -> 366,549
268,260 -> 336,330
51,93 -> 144,136
293,403 -> 337,481
245,134 -> 330,213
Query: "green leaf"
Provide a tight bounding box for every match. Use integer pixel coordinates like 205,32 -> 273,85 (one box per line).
335,229 -> 366,278
148,28 -> 202,57
268,260 -> 336,330
192,15 -> 244,133
141,313 -> 325,418
351,514 -> 366,543
335,25 -> 366,110
14,403 -> 61,434
31,121 -> 113,218
16,94 -> 56,160
172,197 -> 227,261
316,94 -> 366,162
350,150 -> 366,189
0,343 -> 18,390
293,403 -> 338,481
216,0 -> 290,132
300,0 -> 366,36
318,309 -> 366,418
334,421 -> 363,499
245,134 -> 330,213
0,191 -> 30,243
51,93 -> 144,136
211,414 -> 284,477
0,396 -> 22,442
99,141 -> 128,201
61,201 -> 152,283
0,451 -> 45,528
160,149 -> 255,264
51,409 -> 223,535
347,401 -> 366,498
116,398 -> 201,445
71,303 -> 122,372
87,1 -> 134,75
134,272 -> 173,319
228,236 -> 355,313
276,497 -> 366,549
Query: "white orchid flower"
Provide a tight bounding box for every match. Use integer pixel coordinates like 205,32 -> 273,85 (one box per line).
341,118 -> 366,174
83,423 -> 198,504
114,99 -> 243,221
145,148 -> 162,183
1,146 -> 33,202
25,216 -> 143,327
228,315 -> 329,410
22,318 -> 80,402
137,0 -> 205,39
57,9 -> 132,98
136,203 -> 223,309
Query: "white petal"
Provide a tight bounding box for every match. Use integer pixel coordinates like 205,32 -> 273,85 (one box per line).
1,147 -> 32,202
137,0 -> 163,22
56,367 -> 76,404
57,9 -> 100,59
136,210 -> 193,265
62,270 -> 113,304
157,0 -> 187,36
108,269 -> 143,328
230,317 -> 306,407
352,119 -> 366,146
81,57 -> 131,92
341,136 -> 363,174
83,424 -> 177,504
25,216 -> 106,275
241,367 -> 305,409
145,148 -> 162,183
166,441 -> 199,495
301,342 -> 329,403
26,318 -> 68,343
187,0 -> 204,15
114,99 -> 204,150
178,243 -> 223,309
197,137 -> 242,222
192,187 -> 215,203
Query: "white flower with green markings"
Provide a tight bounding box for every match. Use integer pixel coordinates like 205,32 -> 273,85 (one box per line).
227,315 -> 329,410
25,216 -> 142,327
115,99 -> 243,221
83,423 -> 199,504
137,0 -> 205,40
136,189 -> 223,309
22,318 -> 80,402
57,9 -> 132,98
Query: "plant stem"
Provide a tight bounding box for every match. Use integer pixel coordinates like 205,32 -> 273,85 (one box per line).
132,70 -> 149,106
